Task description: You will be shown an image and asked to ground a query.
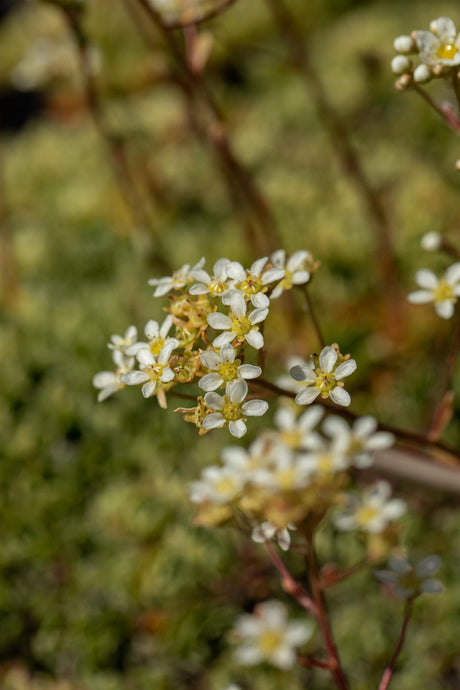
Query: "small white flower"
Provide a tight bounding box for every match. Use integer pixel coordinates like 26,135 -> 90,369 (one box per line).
148,257 -> 205,296
202,380 -> 268,438
393,35 -> 415,54
189,257 -> 232,297
225,256 -> 285,307
273,405 -> 324,451
189,465 -> 244,505
290,346 -> 357,407
374,554 -> 443,599
334,481 -> 406,534
252,447 -> 313,492
299,439 -> 349,480
322,415 -> 394,468
121,338 -> 179,398
221,437 -> 274,478
233,600 -> 313,670
270,249 -> 311,299
421,231 -> 442,251
93,350 -> 135,402
199,344 -> 261,392
413,17 -> 460,67
251,521 -> 296,551
408,263 -> 460,318
126,315 -> 173,357
108,325 -> 138,354
391,55 -> 412,75
207,293 -> 268,350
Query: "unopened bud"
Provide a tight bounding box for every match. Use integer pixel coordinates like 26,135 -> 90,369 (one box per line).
432,63 -> 447,77
456,159 -> 460,171
391,55 -> 412,75
395,73 -> 412,90
421,232 -> 442,251
413,64 -> 432,83
393,35 -> 415,54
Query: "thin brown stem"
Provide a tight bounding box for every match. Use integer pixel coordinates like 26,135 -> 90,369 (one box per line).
264,540 -> 318,616
377,599 -> 414,690
302,286 -> 325,349
305,536 -> 349,690
297,655 -> 332,670
413,84 -> 460,133
265,0 -> 398,289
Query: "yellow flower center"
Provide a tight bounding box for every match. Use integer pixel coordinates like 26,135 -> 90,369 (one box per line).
218,361 -> 239,381
276,467 -> 297,490
355,505 -> 379,527
208,279 -> 226,295
231,315 -> 252,339
237,275 -> 264,295
258,630 -> 282,656
433,279 -> 455,303
214,476 -> 238,498
149,337 -> 165,356
317,454 -> 333,475
280,429 -> 303,449
315,371 -> 337,394
145,363 -> 165,382
222,401 -> 242,421
437,43 -> 458,60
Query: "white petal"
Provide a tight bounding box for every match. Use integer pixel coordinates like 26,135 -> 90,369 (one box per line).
229,420 -> 247,438
286,250 -> 309,271
121,371 -> 149,385
245,329 -> 264,349
234,646 -> 262,666
238,364 -> 261,379
227,261 -> 246,282
144,319 -> 160,339
290,364 -> 315,383
213,332 -> 235,348
190,269 -> 210,284
291,270 -> 310,285
319,346 -> 337,373
251,292 -> 269,308
366,432 -> 394,450
261,267 -> 285,285
335,359 -> 357,379
432,16 -> 456,42
160,367 -> 175,383
97,385 -> 118,402
388,557 -> 411,574
374,570 -> 399,585
189,283 -> 209,295
295,387 -> 320,405
249,307 -> 269,325
271,646 -> 296,670
93,371 -> 117,388
250,256 -> 268,276
407,290 -> 433,304
137,348 -> 155,366
220,343 -> 236,363
286,621 -> 313,646
383,499 -> 406,520
142,381 -> 157,398
330,387 -> 351,406
213,257 -> 230,279
322,415 -> 349,437
435,300 -> 454,319
200,350 -> 220,369
271,249 -> 285,267
419,579 -> 443,594
204,392 -> 225,410
228,379 -> 248,404
202,413 -> 226,430
207,313 -> 232,330
445,262 -> 460,285
334,515 -> 357,531
415,555 -> 442,577
199,372 -> 224,391
159,338 -> 179,363
415,268 -> 438,290
242,400 -> 269,416
413,30 -> 438,55
353,415 -> 377,438
228,292 -> 246,317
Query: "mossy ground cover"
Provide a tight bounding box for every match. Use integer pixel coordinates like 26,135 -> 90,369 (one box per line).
1,0 -> 459,688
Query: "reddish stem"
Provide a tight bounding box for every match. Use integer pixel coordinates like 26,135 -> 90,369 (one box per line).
264,540 -> 317,616
377,599 -> 414,690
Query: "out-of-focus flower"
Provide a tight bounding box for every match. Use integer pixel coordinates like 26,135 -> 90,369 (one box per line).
93,350 -> 135,402
108,325 -> 138,354
290,345 -> 357,407
121,338 -> 179,397
408,263 -> 460,318
374,555 -> 443,599
334,481 -> 406,534
270,249 -> 312,299
189,465 -> 244,504
421,231 -> 442,251
126,316 -> 173,356
413,17 -> 460,67
199,344 -> 261,391
273,405 -> 323,451
233,600 -> 313,669
322,415 -> 394,468
148,258 -> 204,296
202,380 -> 268,437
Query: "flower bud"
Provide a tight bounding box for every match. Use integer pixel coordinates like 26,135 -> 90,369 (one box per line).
395,73 -> 412,90
413,64 -> 432,83
391,55 -> 412,75
393,35 -> 415,54
455,159 -> 460,172
421,231 -> 442,251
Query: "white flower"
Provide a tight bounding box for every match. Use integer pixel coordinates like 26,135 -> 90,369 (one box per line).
413,64 -> 431,83
202,380 -> 268,438
93,350 -> 135,402
199,344 -> 261,391
233,600 -> 313,670
121,338 -> 179,398
148,257 -> 205,296
126,315 -> 173,356
221,437 -> 274,478
251,521 -> 296,551
421,231 -> 442,251
408,263 -> 460,318
273,405 -> 324,451
207,293 -> 268,350
334,481 -> 406,534
290,345 -> 357,407
108,325 -> 138,354
269,249 -> 311,299
299,439 -> 349,480
225,256 -> 284,307
252,446 -> 313,492
189,465 -> 244,505
322,415 -> 394,468
189,257 -> 232,297
374,555 -> 443,599
413,17 -> 460,67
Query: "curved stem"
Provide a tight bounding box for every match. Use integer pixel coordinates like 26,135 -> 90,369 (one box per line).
264,540 -> 317,616
377,599 -> 414,690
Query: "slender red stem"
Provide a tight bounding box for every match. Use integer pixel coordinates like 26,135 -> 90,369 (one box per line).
264,540 -> 317,616
377,599 -> 414,690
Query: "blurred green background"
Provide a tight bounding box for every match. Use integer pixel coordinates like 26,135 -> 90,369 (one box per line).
1,0 -> 460,688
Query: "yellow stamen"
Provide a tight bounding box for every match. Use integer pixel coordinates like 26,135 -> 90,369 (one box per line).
437,43 -> 458,60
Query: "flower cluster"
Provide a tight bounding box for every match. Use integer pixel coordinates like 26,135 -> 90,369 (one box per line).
94,251 -> 316,436
391,17 -> 460,87
190,401 -> 396,545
